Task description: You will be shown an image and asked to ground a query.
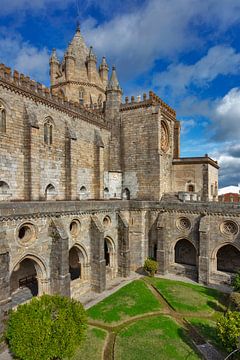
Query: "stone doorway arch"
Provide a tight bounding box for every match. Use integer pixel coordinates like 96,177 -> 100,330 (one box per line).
216,244 -> 240,273
174,239 -> 197,266
10,255 -> 48,306
69,244 -> 90,298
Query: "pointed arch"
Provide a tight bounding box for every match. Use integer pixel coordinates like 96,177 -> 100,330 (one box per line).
45,183 -> 57,200
123,188 -> 130,200
174,239 -> 197,266
216,244 -> 240,273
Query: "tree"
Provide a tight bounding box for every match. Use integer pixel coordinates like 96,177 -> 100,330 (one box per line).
217,311 -> 240,353
143,258 -> 158,276
6,294 -> 87,360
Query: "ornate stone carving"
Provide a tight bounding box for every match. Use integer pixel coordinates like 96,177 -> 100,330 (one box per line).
176,217 -> 191,231
161,121 -> 169,152
220,220 -> 238,236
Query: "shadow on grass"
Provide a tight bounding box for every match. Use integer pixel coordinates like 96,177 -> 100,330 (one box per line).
177,327 -> 203,359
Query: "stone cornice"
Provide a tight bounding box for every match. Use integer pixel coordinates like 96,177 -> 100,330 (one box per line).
0,200 -> 239,221
173,156 -> 219,169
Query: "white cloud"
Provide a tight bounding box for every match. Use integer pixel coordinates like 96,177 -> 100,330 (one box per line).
180,119 -> 196,134
0,33 -> 50,84
83,0 -> 240,80
217,154 -> 240,187
153,46 -> 240,96
213,88 -> 240,140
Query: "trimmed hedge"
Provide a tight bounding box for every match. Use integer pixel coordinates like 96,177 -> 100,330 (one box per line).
143,258 -> 158,277
6,294 -> 87,360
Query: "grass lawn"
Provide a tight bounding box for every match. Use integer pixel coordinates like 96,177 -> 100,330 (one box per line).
148,278 -> 227,315
115,315 -> 200,360
87,280 -> 161,323
187,317 -> 225,354
70,326 -> 107,360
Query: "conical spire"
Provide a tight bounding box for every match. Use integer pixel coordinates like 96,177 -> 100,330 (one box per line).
107,66 -> 122,92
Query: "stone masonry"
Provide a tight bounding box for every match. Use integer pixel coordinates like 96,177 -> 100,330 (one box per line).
0,25 -> 238,336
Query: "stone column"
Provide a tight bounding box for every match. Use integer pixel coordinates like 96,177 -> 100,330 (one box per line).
65,128 -> 77,200
156,212 -> 167,275
94,131 -> 105,199
118,213 -> 130,277
49,218 -> 70,297
198,214 -> 210,284
24,108 -> 40,200
90,215 -> 106,292
0,248 -> 11,336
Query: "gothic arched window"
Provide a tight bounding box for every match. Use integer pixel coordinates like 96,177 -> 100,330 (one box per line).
44,117 -> 54,145
0,103 -> 6,133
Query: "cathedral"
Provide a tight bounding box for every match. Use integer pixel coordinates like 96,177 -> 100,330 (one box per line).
0,25 -> 239,335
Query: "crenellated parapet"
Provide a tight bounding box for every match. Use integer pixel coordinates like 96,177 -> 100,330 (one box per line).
120,90 -> 176,119
0,63 -> 107,129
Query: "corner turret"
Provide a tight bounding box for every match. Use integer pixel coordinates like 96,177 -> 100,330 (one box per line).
99,57 -> 109,88
86,46 -> 97,82
49,49 -> 60,86
65,43 -> 76,81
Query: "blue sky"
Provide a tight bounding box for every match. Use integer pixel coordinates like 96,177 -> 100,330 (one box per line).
0,0 -> 240,188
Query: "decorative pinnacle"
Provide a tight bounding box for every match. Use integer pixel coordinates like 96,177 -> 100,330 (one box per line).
107,66 -> 122,92
87,46 -> 97,63
100,57 -> 109,71
50,48 -> 59,63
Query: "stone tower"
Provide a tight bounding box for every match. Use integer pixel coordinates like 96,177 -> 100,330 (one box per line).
50,25 -> 107,106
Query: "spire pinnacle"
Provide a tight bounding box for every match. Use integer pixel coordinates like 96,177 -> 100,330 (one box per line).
50,48 -> 59,63
107,66 -> 122,92
76,21 -> 80,33
87,46 -> 97,63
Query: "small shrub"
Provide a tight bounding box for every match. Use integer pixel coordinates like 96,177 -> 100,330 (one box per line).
217,311 -> 240,353
229,292 -> 240,311
6,294 -> 87,360
232,271 -> 240,292
144,258 -> 158,276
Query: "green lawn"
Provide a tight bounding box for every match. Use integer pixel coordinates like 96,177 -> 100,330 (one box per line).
115,315 -> 200,360
148,278 -> 227,315
87,280 -> 161,323
70,326 -> 107,360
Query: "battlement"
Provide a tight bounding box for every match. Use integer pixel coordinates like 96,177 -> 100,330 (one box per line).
120,90 -> 176,117
0,63 -> 107,128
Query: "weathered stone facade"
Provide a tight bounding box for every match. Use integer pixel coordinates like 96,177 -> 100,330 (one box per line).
0,25 -> 238,335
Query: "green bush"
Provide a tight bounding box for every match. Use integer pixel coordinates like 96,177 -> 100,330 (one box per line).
232,271 -> 240,292
143,258 -> 158,277
229,292 -> 240,311
217,311 -> 240,353
6,294 -> 87,360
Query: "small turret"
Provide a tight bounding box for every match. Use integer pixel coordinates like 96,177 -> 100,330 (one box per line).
86,46 -> 97,82
65,43 -> 75,81
105,66 -> 123,172
99,57 -> 109,88
49,49 -> 59,86
107,66 -> 122,92
105,66 -> 122,120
